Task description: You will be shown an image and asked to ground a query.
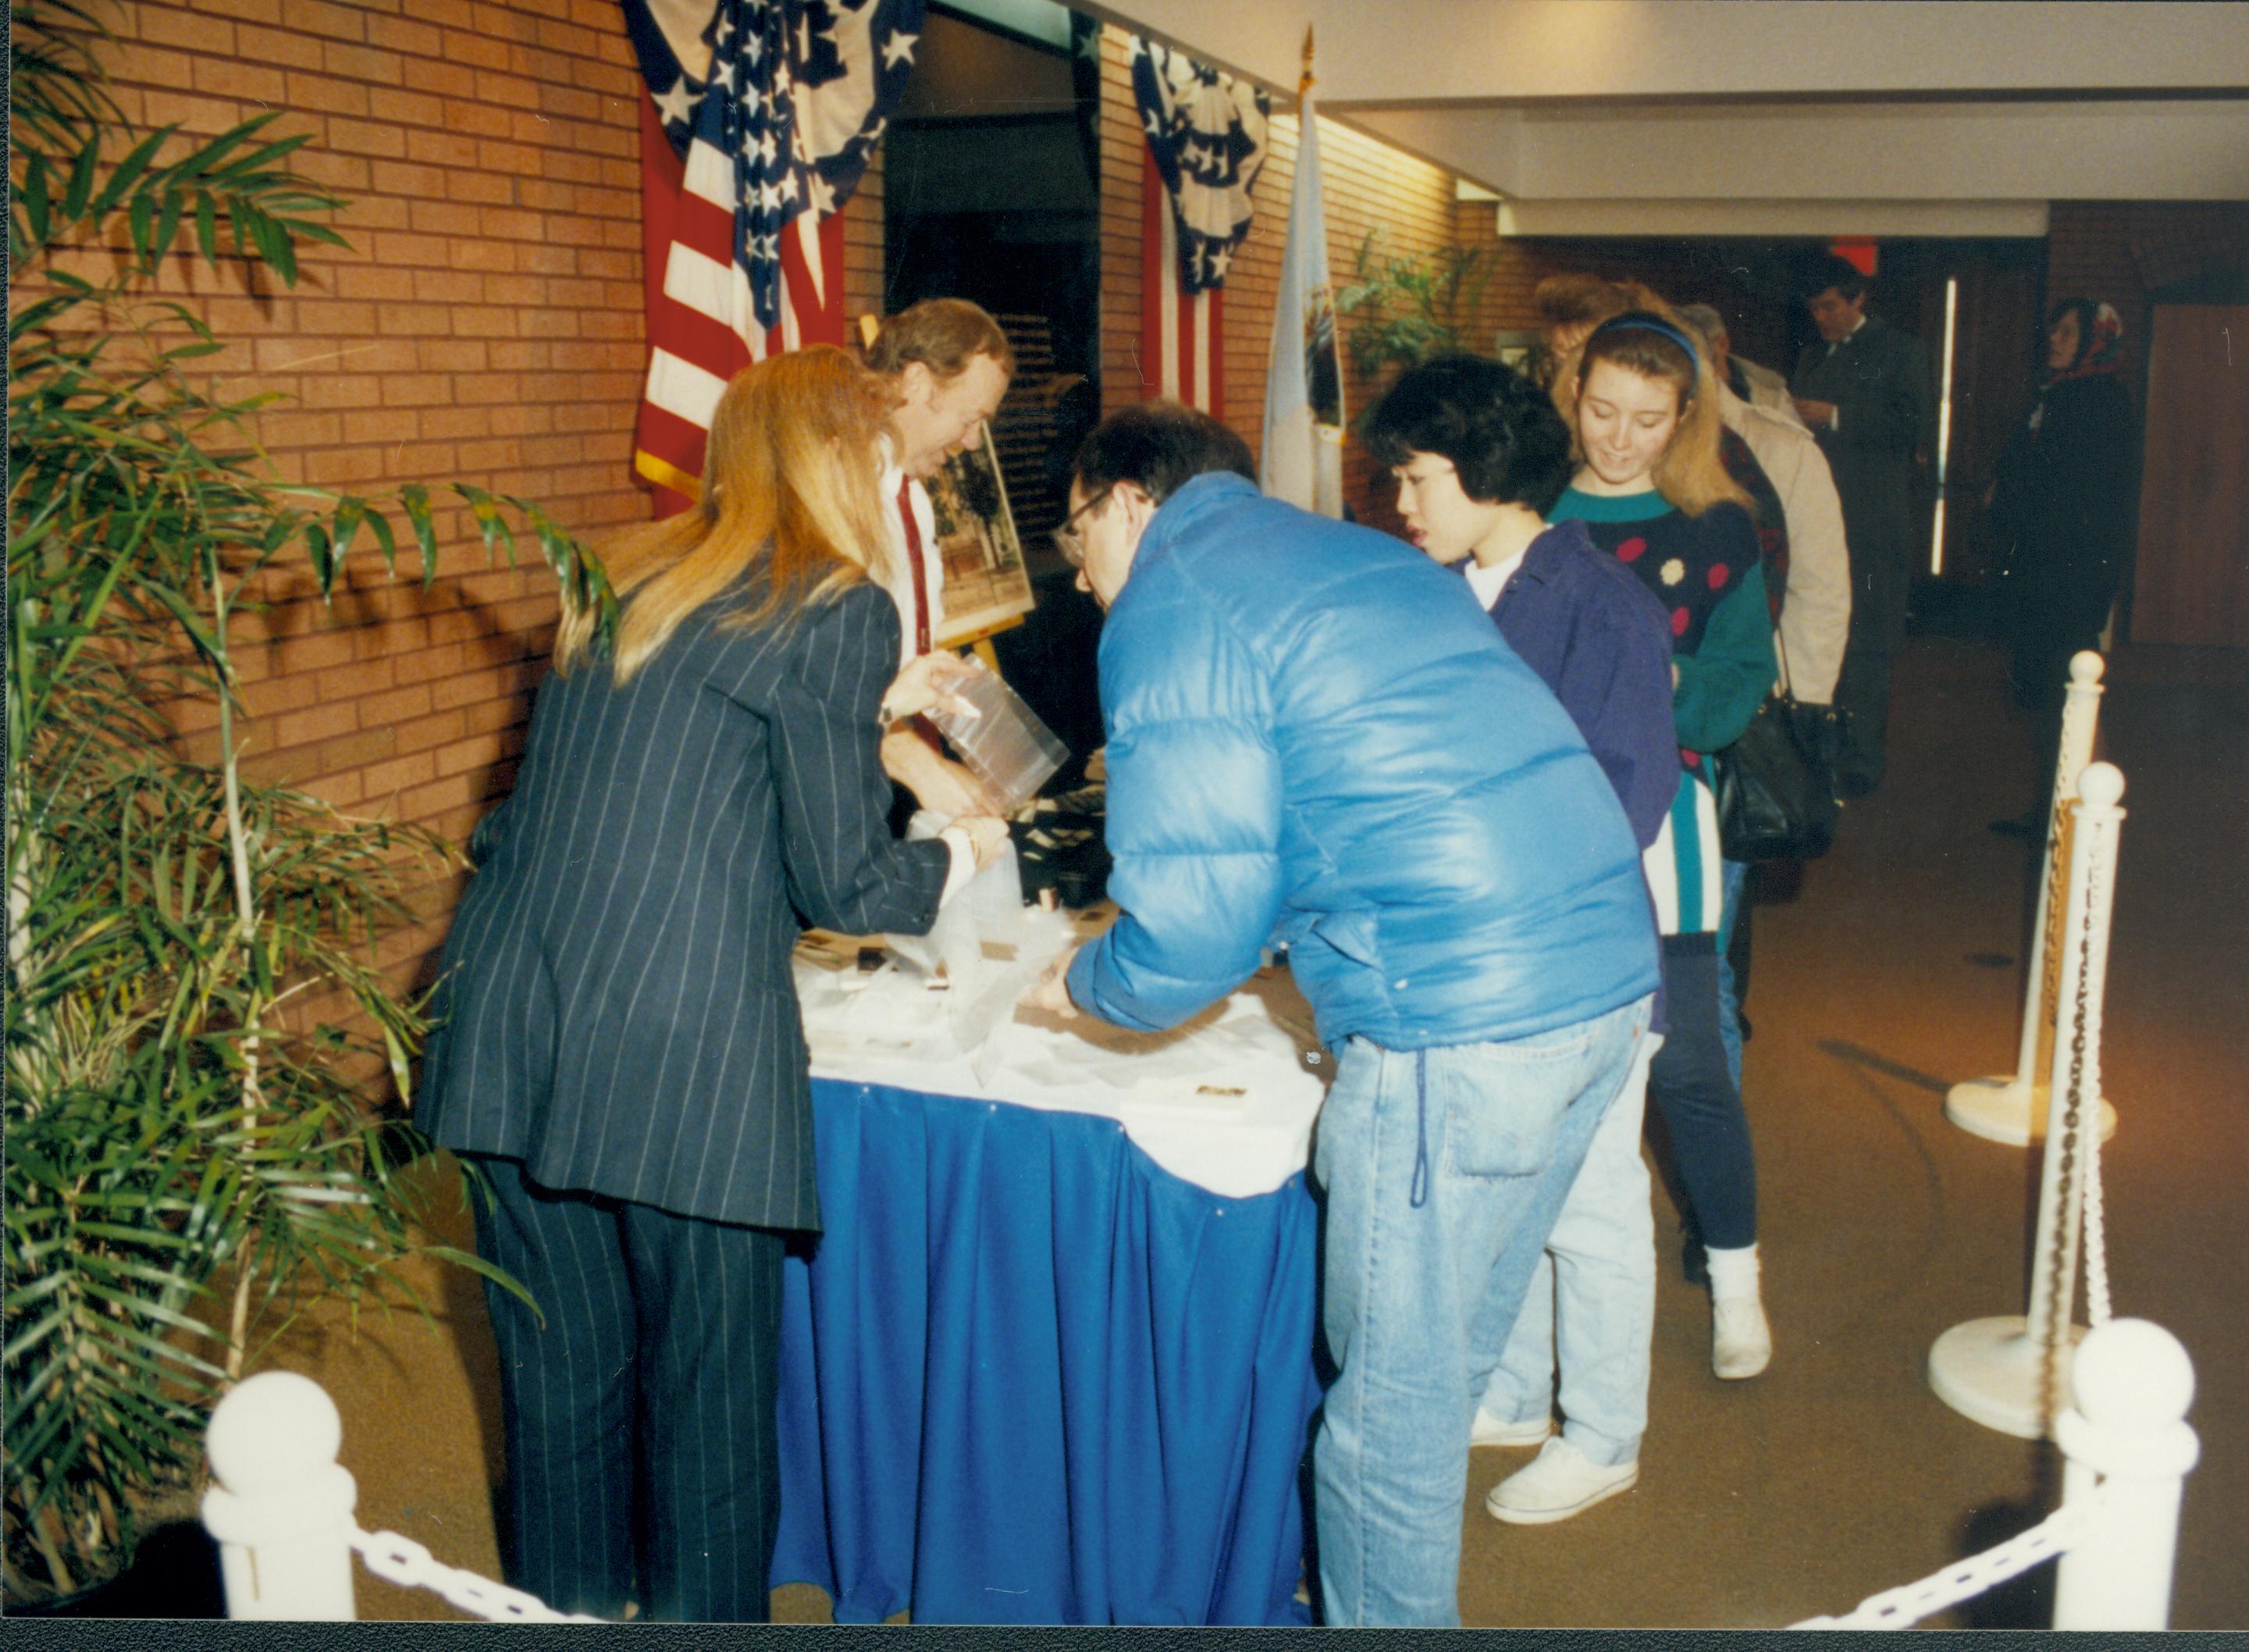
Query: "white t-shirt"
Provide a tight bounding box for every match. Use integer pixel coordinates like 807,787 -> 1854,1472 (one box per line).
1463,548 -> 1530,612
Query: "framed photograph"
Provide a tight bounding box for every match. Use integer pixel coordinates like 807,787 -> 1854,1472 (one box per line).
929,422 -> 1036,649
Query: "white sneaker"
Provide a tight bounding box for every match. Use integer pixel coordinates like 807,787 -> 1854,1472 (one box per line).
1469,1407 -> 1551,1449
1713,1296 -> 1772,1380
1484,1436 -> 1639,1525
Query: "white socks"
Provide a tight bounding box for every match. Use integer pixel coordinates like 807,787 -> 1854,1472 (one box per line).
1704,1242 -> 1762,1301
1706,1243 -> 1771,1380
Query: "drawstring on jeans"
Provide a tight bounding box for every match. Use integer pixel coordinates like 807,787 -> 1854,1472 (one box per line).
1408,1049 -> 1431,1209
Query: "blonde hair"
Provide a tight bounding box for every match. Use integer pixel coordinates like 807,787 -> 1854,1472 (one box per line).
557,346 -> 899,683
1568,304 -> 1749,519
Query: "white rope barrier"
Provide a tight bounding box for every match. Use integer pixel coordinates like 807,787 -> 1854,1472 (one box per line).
1946,650 -> 2118,1146
205,805 -> 2195,1638
1928,762 -> 2126,1440
1788,1492 -> 2102,1629
350,1525 -> 600,1622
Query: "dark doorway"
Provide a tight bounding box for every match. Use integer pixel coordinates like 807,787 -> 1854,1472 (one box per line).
883,3 -> 1101,547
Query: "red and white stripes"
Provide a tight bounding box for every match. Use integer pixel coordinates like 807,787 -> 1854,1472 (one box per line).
1140,148 -> 1224,417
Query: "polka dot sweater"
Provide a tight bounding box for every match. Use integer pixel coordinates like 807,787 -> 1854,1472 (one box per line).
1550,487 -> 1780,947
1550,487 -> 1776,763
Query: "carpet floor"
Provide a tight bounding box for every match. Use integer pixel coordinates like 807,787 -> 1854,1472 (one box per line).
267,632 -> 2248,1629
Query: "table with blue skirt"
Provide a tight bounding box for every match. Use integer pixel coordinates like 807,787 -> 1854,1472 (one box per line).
771,913 -> 1328,1625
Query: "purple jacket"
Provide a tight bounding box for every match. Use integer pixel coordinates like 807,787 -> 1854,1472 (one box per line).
1474,520 -> 1679,850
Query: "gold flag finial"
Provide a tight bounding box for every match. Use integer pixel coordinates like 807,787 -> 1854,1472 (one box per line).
1301,25 -> 1315,96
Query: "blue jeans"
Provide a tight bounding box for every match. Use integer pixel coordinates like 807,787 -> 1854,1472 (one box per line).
1477,1032 -> 1661,1468
1311,995 -> 1653,1628
1717,858 -> 1748,1091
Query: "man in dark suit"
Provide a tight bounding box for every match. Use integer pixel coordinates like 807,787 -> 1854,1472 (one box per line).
416,348 -> 1005,1622
1791,254 -> 1934,799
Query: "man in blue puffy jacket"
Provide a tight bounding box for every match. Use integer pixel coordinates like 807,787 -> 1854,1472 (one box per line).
1023,402 -> 1660,1626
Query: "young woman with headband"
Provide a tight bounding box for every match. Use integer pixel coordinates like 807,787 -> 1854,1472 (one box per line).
1472,308 -> 1777,1524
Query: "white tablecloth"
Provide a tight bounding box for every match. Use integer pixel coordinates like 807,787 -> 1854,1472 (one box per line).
793,905 -> 1329,1198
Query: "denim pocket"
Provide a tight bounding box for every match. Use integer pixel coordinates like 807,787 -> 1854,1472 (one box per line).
1439,1028 -> 1596,1179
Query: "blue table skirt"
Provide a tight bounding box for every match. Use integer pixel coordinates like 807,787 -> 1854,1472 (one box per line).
770,1078 -> 1322,1625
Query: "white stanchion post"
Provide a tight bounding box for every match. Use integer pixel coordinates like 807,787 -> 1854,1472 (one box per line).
1928,763 -> 2126,1439
1947,651 -> 2117,1146
200,1371 -> 360,1620
2052,1319 -> 2200,1629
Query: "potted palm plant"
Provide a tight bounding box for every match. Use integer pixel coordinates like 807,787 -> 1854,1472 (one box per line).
1335,226 -> 1493,380
5,0 -> 614,1604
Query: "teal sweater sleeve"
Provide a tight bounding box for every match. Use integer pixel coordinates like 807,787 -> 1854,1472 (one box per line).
1673,564 -> 1776,754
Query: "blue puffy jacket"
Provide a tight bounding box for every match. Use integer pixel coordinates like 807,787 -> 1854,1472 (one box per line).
1065,472 -> 1660,1050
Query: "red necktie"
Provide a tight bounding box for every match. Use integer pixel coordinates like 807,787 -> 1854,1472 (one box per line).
897,478 -> 931,657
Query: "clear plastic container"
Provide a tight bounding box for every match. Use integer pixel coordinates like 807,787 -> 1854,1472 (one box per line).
927,668 -> 1069,817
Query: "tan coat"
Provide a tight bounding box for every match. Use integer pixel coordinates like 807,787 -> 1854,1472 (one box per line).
1716,383 -> 1852,704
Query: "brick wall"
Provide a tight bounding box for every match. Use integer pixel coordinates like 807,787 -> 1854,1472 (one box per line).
64,0 -> 891,1016
56,0 -> 658,1007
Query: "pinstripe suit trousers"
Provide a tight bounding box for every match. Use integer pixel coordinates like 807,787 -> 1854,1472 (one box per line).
468,1152 -> 786,1623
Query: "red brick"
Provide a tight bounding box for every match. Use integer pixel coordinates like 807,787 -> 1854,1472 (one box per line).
453,306 -> 524,343
336,265 -> 417,301
325,42 -> 404,84
478,140 -> 541,176
296,299 -> 377,333
358,681 -> 435,727
408,200 -> 482,237
396,708 -> 469,753
372,231 -> 451,266
140,87 -> 241,134
189,0 -> 282,23
517,244 -> 577,276
367,14 -> 444,57
375,302 -> 453,336
368,87 -> 446,128
326,117 -> 407,158
412,269 -> 486,304
446,169 -> 514,206
449,239 -> 520,274
318,657 -> 397,702
379,372 -> 452,405
370,160 -> 449,199
304,447 -> 395,486
443,29 -> 513,72
404,129 -> 479,169
292,0 -> 368,43
271,697 -> 361,750
359,751 -> 438,799
421,338 -> 489,372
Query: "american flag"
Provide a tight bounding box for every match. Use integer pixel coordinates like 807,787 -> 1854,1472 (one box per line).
625,0 -> 926,513
1130,37 -> 1269,415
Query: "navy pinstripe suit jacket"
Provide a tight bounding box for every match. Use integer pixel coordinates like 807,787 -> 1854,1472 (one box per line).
418,575 -> 949,1231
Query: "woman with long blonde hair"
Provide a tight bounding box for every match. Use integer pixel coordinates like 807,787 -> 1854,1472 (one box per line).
1468,312 -> 1777,1525
417,344 -> 1005,1622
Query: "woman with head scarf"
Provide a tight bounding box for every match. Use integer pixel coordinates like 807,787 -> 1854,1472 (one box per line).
1989,299 -> 2137,710
1983,299 -> 2137,835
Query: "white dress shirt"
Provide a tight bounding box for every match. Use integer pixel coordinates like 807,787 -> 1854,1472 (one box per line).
877,436 -> 947,667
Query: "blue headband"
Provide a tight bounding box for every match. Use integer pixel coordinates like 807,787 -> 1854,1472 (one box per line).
1589,313 -> 1703,367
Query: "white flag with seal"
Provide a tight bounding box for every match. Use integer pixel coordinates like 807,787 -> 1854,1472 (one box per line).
1259,77 -> 1344,517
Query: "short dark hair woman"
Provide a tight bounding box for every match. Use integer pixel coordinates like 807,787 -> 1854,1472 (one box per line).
417,345 -> 1005,1622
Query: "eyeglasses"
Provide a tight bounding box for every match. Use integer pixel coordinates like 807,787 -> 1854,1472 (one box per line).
1051,486 -> 1113,568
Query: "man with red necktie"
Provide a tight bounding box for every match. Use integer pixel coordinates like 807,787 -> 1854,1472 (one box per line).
865,299 -> 1016,818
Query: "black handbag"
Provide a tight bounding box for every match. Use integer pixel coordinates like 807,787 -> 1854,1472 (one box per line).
1712,637 -> 1838,861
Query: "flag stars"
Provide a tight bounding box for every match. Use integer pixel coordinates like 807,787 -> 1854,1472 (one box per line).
881,30 -> 918,70
653,74 -> 695,127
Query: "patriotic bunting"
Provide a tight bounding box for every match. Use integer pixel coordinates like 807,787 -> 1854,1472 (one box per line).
624,0 -> 925,511
1130,38 -> 1269,414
